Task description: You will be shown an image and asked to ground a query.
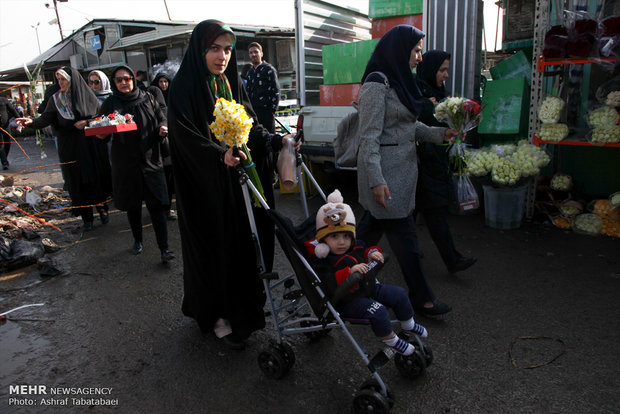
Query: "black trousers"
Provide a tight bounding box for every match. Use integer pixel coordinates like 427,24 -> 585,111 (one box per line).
0,129 -> 11,165
126,187 -> 168,250
357,211 -> 435,307
255,107 -> 275,134
417,207 -> 462,270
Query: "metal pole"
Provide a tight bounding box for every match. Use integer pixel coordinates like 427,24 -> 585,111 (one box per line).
53,0 -> 64,40
31,23 -> 41,54
163,0 -> 172,20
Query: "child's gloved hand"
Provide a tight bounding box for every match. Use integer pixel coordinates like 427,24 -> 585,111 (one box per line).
350,263 -> 368,274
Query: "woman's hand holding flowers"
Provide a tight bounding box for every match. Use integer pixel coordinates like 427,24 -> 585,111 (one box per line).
443,128 -> 460,143
159,126 -> 168,136
223,146 -> 247,167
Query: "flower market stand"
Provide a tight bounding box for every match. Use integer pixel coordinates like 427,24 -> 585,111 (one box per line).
482,184 -> 528,230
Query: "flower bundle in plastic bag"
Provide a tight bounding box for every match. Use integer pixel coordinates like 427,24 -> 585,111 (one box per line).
434,97 -> 481,175
538,96 -> 564,124
209,97 -> 264,207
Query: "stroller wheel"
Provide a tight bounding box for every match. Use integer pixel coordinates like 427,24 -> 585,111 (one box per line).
352,389 -> 391,414
277,342 -> 296,369
394,350 -> 426,379
422,343 -> 433,367
360,379 -> 394,408
258,348 -> 290,379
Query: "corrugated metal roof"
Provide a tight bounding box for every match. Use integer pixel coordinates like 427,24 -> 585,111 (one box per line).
107,24 -> 196,50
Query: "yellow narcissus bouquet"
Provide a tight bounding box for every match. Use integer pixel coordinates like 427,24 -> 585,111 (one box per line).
210,97 -> 264,206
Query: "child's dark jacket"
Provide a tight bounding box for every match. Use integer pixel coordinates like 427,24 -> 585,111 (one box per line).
308,240 -> 381,305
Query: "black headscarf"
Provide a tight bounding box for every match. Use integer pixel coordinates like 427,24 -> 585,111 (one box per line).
152,72 -> 171,100
362,25 -> 427,116
416,50 -> 451,100
60,66 -> 100,120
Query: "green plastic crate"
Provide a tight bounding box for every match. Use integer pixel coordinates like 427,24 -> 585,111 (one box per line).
478,77 -> 530,136
322,39 -> 380,85
490,50 -> 532,84
369,0 -> 423,19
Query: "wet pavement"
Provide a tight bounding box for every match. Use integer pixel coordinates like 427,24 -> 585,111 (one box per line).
0,136 -> 619,414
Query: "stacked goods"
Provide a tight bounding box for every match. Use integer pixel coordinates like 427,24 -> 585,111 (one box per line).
586,105 -> 620,144
587,199 -> 620,238
537,96 -> 568,142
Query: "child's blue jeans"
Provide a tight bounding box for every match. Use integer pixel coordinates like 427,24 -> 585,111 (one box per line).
337,283 -> 414,338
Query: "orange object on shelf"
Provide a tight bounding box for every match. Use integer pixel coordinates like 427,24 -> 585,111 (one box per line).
84,123 -> 137,136
533,132 -> 620,148
537,55 -> 620,72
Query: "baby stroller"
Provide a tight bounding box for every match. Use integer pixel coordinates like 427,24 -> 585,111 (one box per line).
234,137 -> 433,413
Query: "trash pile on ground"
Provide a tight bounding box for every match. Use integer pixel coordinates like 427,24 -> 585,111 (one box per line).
536,174 -> 620,238
1,177 -> 71,275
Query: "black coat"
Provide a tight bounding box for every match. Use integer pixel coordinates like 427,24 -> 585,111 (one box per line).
0,97 -> 20,128
167,20 -> 280,339
415,75 -> 454,210
100,66 -> 168,211
30,67 -> 111,211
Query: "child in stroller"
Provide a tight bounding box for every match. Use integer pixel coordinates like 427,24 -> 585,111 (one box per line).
308,190 -> 428,356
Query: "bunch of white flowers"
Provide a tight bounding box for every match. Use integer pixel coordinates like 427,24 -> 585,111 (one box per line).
610,192 -> 620,207
605,91 -> 620,108
590,125 -> 620,144
491,158 -> 521,186
490,144 -> 517,156
539,123 -> 569,142
586,105 -> 620,128
465,150 -> 499,176
559,205 -> 580,216
538,96 -> 564,123
550,174 -> 572,191
572,213 -> 602,236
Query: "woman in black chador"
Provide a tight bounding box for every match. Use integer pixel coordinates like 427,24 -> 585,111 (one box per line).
98,65 -> 174,264
167,20 -> 295,349
17,66 -> 111,230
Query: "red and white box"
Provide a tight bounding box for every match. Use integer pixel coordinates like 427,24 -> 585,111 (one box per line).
84,122 -> 137,136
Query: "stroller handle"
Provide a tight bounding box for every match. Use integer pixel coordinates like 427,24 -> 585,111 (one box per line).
331,256 -> 388,306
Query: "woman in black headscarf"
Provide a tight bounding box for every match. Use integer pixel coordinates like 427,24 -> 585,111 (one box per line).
414,50 -> 477,275
356,26 -> 458,317
97,65 -> 174,264
167,20 -> 295,349
17,66 -> 111,230
151,73 -> 171,101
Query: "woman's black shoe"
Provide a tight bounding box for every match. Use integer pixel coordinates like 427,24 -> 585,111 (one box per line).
132,242 -> 143,255
221,333 -> 246,350
100,211 -> 110,225
415,300 -> 452,316
448,257 -> 477,273
161,250 -> 175,264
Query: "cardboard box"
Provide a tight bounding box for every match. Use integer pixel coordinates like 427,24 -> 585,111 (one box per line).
322,39 -> 380,85
319,83 -> 362,106
372,14 -> 423,39
369,0 -> 423,19
490,50 -> 532,84
84,123 -> 137,136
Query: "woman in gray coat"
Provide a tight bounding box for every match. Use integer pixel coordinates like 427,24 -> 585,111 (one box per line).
356,25 -> 458,316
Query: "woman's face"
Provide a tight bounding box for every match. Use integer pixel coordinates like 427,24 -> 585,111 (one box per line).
436,59 -> 450,87
205,33 -> 233,75
88,74 -> 102,91
158,77 -> 169,91
56,73 -> 70,93
113,69 -> 134,94
409,39 -> 424,70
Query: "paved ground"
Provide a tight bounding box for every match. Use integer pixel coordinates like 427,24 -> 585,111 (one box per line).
1,136 -> 619,414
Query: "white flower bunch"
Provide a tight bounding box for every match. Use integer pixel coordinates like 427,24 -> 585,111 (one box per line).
465,150 -> 499,176
491,157 -> 521,186
610,192 -> 620,207
491,144 -> 517,157
210,98 -> 254,147
550,174 -> 572,191
590,125 -> 620,144
511,141 -> 550,177
539,123 -> 569,142
605,91 -> 620,107
586,105 -> 620,128
573,213 -> 602,236
559,205 -> 580,216
538,96 -> 564,123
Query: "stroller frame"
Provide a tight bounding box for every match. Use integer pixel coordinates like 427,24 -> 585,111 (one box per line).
235,149 -> 431,413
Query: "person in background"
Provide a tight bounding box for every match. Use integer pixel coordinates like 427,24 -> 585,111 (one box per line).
88,70 -> 113,105
135,70 -> 148,90
148,74 -> 176,221
0,94 -> 20,170
415,49 -> 477,275
246,42 -> 280,133
97,65 -> 174,264
167,20 -> 298,349
16,67 -> 112,230
355,26 -> 458,317
15,102 -> 24,117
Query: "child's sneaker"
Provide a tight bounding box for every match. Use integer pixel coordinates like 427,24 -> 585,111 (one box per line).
410,322 -> 428,338
383,335 -> 415,356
